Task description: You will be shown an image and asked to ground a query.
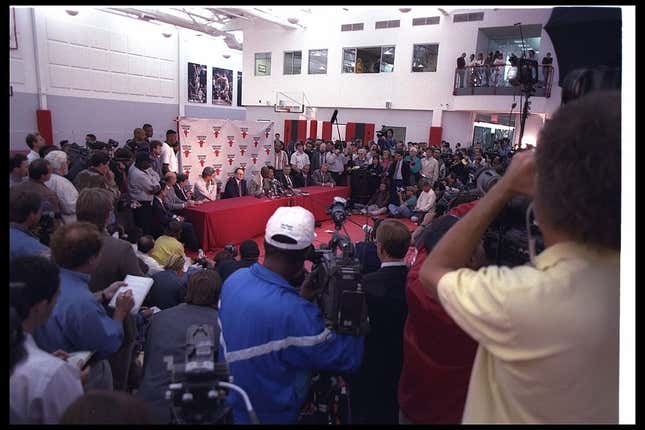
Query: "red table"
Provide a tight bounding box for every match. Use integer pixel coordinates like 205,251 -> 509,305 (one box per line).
183,186 -> 350,251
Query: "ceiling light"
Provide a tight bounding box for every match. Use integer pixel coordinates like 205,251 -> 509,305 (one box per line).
399,8 -> 412,13
162,32 -> 172,38
222,53 -> 231,59
65,9 -> 79,16
195,33 -> 203,37
342,8 -> 349,11
287,17 -> 299,24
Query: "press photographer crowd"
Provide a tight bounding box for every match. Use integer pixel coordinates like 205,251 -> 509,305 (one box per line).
9,84 -> 621,424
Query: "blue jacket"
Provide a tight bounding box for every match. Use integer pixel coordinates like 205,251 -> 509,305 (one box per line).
33,268 -> 124,360
219,264 -> 364,424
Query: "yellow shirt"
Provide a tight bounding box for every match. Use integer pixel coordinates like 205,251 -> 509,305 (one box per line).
437,242 -> 620,424
150,235 -> 185,267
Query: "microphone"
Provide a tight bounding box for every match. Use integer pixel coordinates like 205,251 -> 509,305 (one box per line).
330,109 -> 338,124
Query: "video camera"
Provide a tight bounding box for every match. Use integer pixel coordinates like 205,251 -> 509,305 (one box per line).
166,324 -> 258,424
509,58 -> 539,88
307,197 -> 369,337
474,167 -> 544,267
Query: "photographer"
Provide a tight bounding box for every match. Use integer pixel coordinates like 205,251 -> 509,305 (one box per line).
218,206 -> 364,424
419,91 -> 620,423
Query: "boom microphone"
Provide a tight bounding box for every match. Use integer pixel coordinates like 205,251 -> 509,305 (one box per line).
330,109 -> 338,124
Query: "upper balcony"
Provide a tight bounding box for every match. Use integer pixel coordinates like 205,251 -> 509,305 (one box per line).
452,64 -> 554,97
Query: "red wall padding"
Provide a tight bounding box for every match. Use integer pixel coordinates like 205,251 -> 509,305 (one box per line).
322,121 -> 332,141
429,126 -> 442,147
36,109 -> 53,145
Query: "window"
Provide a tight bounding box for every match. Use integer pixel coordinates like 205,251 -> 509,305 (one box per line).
342,46 -> 395,74
412,44 -> 439,72
412,16 -> 440,26
341,23 -> 364,31
375,20 -> 400,29
453,12 -> 484,22
283,51 -> 302,75
255,52 -> 271,76
308,49 -> 328,74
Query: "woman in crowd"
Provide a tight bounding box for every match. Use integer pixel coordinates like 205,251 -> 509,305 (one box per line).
380,149 -> 393,172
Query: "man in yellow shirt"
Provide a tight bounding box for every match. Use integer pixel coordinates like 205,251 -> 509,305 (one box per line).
419,91 -> 620,424
150,222 -> 186,267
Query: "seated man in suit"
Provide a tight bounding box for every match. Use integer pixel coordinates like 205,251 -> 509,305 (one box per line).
351,219 -> 411,424
162,172 -> 200,214
312,163 -> 336,187
293,164 -> 314,188
276,164 -> 297,190
151,182 -> 200,251
221,167 -> 248,199
173,173 -> 192,202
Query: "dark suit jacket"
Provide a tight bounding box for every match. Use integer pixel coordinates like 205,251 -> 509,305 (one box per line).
309,149 -> 324,171
221,177 -> 248,199
351,264 -> 409,424
276,171 -> 296,189
173,183 -> 189,201
151,197 -> 175,237
88,234 -> 144,292
293,171 -> 314,188
387,159 -> 410,185
147,270 -> 188,310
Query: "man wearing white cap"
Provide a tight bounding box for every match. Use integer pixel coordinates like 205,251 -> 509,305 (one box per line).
218,206 -> 365,424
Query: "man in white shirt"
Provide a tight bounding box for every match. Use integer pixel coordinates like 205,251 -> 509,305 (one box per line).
10,256 -> 85,424
418,91 -> 620,424
44,151 -> 78,224
133,235 -> 165,276
290,142 -> 310,173
420,152 -> 439,186
25,132 -> 46,165
410,180 -> 436,224
161,129 -> 179,175
324,145 -> 346,184
193,166 -> 219,201
273,142 -> 289,174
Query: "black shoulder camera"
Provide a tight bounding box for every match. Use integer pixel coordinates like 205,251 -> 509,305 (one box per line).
166,324 -> 259,424
307,197 -> 369,337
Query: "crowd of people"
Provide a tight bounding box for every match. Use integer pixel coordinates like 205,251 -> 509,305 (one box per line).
455,49 -> 554,89
9,90 -> 620,424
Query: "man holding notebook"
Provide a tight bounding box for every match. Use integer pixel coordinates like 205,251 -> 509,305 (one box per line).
33,222 -> 135,388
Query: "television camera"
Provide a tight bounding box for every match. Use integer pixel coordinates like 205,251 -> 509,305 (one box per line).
166,324 -> 258,424
474,167 -> 544,267
306,197 -> 369,337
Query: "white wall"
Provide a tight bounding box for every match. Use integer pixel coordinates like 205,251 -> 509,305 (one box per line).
10,7 -> 38,94
442,111 -> 475,146
241,7 -> 556,113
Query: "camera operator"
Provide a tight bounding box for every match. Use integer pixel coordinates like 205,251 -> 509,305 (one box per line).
418,91 -> 620,424
351,219 -> 411,424
218,206 -> 364,424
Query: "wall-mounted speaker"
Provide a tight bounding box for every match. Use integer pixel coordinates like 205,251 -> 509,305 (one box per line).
385,101 -> 392,109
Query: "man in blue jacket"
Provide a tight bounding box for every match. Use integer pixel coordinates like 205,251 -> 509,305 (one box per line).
219,206 -> 364,424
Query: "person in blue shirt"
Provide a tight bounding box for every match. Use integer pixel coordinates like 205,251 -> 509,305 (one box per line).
33,222 -> 134,361
382,128 -> 397,152
10,189 -> 50,261
219,206 -> 364,424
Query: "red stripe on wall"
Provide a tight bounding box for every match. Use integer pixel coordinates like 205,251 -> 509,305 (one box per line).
309,121 -> 318,140
297,120 -> 307,141
345,122 -> 356,142
322,121 -> 332,141
365,124 -> 375,145
429,126 -> 442,148
36,110 -> 53,145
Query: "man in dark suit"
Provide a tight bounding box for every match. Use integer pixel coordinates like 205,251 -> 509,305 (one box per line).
387,150 -> 409,204
76,188 -> 144,293
173,173 -> 191,202
221,167 -> 248,199
350,219 -> 411,424
293,164 -> 314,188
276,164 -> 297,189
152,183 -> 200,251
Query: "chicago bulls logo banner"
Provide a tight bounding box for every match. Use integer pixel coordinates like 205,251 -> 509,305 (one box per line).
177,118 -> 274,185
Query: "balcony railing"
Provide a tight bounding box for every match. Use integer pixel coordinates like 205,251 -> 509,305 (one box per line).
453,64 -> 554,97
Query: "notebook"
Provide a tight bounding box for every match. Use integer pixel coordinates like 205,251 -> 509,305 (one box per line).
66,351 -> 94,369
108,275 -> 154,314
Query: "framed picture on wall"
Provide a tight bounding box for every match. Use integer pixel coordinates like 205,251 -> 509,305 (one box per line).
10,8 -> 18,50
188,62 -> 207,103
212,67 -> 233,106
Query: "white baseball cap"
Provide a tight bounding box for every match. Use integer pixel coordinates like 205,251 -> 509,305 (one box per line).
265,206 -> 316,250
